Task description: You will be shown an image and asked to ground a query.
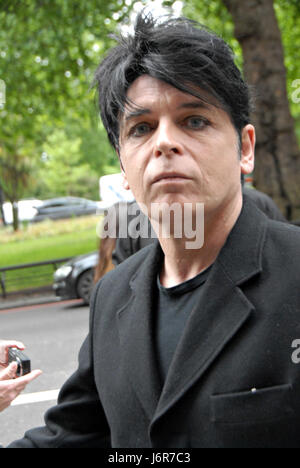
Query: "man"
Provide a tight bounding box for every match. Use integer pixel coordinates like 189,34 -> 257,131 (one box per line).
0,340 -> 41,412
7,12 -> 300,448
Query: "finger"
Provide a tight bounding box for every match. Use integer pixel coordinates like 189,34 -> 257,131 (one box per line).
0,362 -> 18,381
6,370 -> 42,398
14,369 -> 42,389
0,340 -> 25,351
0,341 -> 25,365
6,340 -> 25,349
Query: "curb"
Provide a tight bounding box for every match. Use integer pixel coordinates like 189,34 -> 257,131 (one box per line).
0,295 -> 59,311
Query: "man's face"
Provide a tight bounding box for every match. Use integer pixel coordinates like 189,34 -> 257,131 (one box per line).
119,75 -> 254,221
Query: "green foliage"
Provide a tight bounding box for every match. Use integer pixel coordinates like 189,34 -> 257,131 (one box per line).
0,0 -> 130,227
41,129 -> 95,199
182,0 -> 243,69
182,0 -> 300,142
0,0 -> 299,229
79,122 -> 120,176
0,214 -> 101,245
0,217 -> 99,291
27,118 -> 120,200
0,214 -> 100,291
0,0 -> 132,121
0,228 -> 97,267
274,0 -> 300,124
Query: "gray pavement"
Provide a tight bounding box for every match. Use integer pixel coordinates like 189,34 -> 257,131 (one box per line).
0,288 -> 61,311
0,294 -> 59,310
0,298 -> 90,446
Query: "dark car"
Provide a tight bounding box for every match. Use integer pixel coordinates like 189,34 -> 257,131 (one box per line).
32,196 -> 100,222
53,251 -> 98,304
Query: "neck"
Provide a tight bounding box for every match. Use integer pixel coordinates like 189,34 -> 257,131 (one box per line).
157,195 -> 243,288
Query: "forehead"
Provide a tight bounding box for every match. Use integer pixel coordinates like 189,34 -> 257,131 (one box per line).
127,75 -> 185,100
124,75 -> 219,115
119,75 -> 235,135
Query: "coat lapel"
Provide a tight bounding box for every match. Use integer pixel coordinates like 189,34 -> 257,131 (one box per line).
152,262 -> 255,422
116,240 -> 163,420
152,196 -> 268,422
117,196 -> 268,423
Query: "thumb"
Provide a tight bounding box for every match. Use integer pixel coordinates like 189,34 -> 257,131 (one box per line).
0,362 -> 18,381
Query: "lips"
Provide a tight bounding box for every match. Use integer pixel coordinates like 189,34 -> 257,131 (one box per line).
152,172 -> 190,184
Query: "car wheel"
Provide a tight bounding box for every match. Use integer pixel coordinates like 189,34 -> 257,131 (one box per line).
76,269 -> 94,304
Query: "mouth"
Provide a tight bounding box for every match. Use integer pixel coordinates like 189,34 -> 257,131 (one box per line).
152,172 -> 190,184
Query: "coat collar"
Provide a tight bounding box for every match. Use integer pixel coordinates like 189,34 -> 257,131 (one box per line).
127,195 -> 267,292
117,240 -> 164,419
216,194 -> 267,285
117,196 -> 268,422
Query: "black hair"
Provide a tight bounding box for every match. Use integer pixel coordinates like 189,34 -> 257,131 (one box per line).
93,11 -> 251,150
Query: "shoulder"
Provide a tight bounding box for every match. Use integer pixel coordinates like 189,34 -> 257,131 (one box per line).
94,242 -> 157,293
243,188 -> 286,222
264,218 -> 300,266
267,218 -> 300,242
89,241 -> 159,328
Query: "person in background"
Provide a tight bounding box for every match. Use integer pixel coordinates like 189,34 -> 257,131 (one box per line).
93,208 -> 118,284
111,201 -> 155,266
0,340 -> 41,412
93,200 -> 148,282
243,186 -> 287,221
241,174 -> 287,222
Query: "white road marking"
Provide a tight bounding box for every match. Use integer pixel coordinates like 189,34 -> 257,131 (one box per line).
11,389 -> 60,406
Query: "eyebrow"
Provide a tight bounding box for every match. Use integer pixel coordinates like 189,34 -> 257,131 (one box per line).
124,108 -> 151,122
177,101 -> 210,110
123,100 -> 210,123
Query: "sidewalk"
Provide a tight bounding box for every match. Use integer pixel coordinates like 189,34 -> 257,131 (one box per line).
0,287 -> 59,310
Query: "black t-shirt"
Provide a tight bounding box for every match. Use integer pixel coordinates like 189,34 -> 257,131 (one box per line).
155,265 -> 213,383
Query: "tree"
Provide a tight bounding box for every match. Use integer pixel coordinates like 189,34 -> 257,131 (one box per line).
222,0 -> 300,219
0,182 -> 6,225
182,0 -> 300,219
0,141 -> 35,230
41,128 -> 100,200
2,0 -> 299,225
0,0 -> 132,229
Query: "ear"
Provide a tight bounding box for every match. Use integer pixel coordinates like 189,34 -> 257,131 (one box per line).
240,124 -> 255,175
121,168 -> 130,191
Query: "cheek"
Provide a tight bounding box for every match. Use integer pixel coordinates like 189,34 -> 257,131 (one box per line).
195,141 -> 239,185
122,160 -> 145,199
121,144 -> 150,179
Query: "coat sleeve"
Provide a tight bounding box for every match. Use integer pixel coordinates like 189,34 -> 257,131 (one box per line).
6,287 -> 111,448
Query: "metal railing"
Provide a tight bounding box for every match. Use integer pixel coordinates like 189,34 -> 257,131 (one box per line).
0,257 -> 72,299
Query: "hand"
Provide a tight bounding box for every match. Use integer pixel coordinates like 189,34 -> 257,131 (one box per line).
0,363 -> 42,412
0,340 -> 26,369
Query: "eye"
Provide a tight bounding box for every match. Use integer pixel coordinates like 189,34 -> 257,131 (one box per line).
129,122 -> 152,137
184,116 -> 209,130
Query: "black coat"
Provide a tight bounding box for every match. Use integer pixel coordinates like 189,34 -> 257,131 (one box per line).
8,197 -> 300,448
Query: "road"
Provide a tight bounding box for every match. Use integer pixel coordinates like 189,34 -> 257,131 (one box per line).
0,299 -> 90,447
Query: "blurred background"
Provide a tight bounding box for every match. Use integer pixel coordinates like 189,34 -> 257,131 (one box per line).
0,0 -> 299,300
0,0 -> 300,444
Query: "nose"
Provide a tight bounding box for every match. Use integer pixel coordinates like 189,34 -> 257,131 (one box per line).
153,120 -> 183,158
